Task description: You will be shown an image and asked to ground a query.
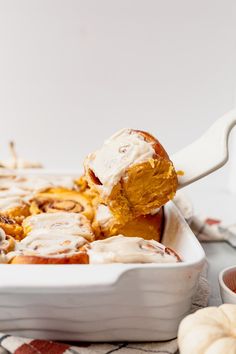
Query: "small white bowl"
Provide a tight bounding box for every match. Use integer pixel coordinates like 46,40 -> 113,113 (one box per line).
219,265 -> 236,304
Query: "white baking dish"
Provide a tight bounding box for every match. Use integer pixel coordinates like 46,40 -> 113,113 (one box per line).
0,191 -> 205,342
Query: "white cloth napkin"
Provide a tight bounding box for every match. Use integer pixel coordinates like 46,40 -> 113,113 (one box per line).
174,192 -> 236,247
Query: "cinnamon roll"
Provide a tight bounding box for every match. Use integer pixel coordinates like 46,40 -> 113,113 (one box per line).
23,212 -> 95,241
29,187 -> 94,221
84,129 -> 177,224
9,230 -> 89,264
83,235 -> 181,264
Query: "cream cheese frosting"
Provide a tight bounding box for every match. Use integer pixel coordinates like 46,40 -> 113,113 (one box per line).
23,212 -> 94,241
87,235 -> 180,264
8,230 -> 87,259
85,129 -> 155,196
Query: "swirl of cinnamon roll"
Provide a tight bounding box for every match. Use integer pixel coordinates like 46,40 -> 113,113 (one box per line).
29,188 -> 94,221
31,199 -> 84,214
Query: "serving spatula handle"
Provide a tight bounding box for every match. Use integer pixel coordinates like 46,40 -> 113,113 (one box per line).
171,109 -> 236,189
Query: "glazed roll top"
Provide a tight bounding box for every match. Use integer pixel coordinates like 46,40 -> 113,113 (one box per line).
23,212 -> 95,241
9,212 -> 94,264
85,235 -> 180,264
85,128 -> 178,223
11,230 -> 87,258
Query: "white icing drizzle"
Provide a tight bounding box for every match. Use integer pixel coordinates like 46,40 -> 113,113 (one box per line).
85,129 -> 155,196
87,235 -> 179,264
23,212 -> 94,241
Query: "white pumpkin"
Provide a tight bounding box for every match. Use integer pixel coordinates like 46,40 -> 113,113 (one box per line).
178,304 -> 236,354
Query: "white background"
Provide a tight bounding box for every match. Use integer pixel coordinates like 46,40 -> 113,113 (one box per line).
0,0 -> 236,205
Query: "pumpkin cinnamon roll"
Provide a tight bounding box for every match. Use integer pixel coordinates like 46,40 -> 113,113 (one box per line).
11,211 -> 94,264
84,129 -> 177,224
23,212 -> 95,241
83,235 -> 180,264
29,187 -> 94,221
9,230 -> 89,264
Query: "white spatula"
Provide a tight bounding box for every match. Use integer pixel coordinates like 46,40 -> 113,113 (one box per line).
171,109 -> 236,188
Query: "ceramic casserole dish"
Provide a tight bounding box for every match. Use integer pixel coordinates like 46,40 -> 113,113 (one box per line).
0,171 -> 205,342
